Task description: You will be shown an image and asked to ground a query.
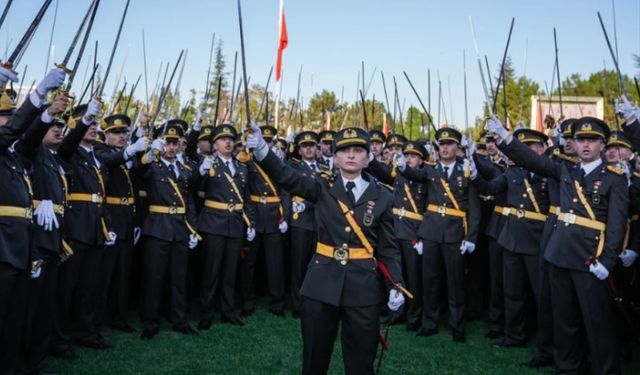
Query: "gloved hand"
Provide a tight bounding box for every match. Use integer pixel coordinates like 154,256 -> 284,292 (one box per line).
460,240 -> 476,255
36,68 -> 66,97
387,289 -> 405,312
615,96 -> 638,123
292,201 -> 306,214
271,145 -> 285,160
246,227 -> 256,242
30,259 -> 44,279
150,139 -> 164,153
34,200 -> 59,231
589,262 -> 609,280
245,122 -> 268,161
193,110 -> 205,131
124,137 -> 148,158
278,220 -> 288,234
413,240 -> 423,255
0,66 -> 19,84
467,158 -> 478,180
485,115 -> 510,141
82,98 -> 101,124
105,232 -> 117,246
133,227 -> 141,245
619,249 -> 639,268
199,156 -> 214,176
188,233 -> 199,250
395,152 -> 407,172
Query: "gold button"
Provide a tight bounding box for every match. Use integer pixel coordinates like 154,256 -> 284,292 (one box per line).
345,227 -> 351,233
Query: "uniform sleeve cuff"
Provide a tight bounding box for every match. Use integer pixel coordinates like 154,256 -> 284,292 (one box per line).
29,91 -> 43,108
40,109 -> 54,124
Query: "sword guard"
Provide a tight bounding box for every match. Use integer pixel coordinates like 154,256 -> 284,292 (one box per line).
54,62 -> 73,75
1,61 -> 16,74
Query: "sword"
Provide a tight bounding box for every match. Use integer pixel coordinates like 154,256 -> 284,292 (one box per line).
360,89 -> 369,130
150,49 -> 184,131
256,66 -> 273,122
124,74 -> 141,116
213,75 -> 222,126
203,32 -> 215,109
65,0 -> 100,91
492,17 -> 515,114
4,0 -> 54,70
96,0 -> 130,98
553,28 -> 563,117
403,71 -> 436,133
0,0 -> 14,34
597,11 -> 629,98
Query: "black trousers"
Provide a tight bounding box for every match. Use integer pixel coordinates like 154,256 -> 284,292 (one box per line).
290,227 -> 316,315
466,233 -> 489,319
241,232 -> 285,312
399,240 -> 422,327
55,241 -> 105,343
549,264 -> 620,374
0,262 -> 28,375
141,237 -> 189,329
96,238 -> 134,328
487,238 -> 504,333
301,297 -> 379,375
199,234 -> 243,320
21,250 -> 59,374
503,250 -> 538,344
534,257 -> 554,362
422,240 -> 465,333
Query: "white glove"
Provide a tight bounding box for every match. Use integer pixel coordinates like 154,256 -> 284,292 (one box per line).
619,249 -> 639,268
460,240 -> 476,255
278,220 -> 288,234
82,98 -> 101,124
150,139 -> 164,153
387,289 -> 405,312
105,232 -> 117,246
467,158 -> 478,180
193,110 -> 204,131
30,259 -> 44,279
395,152 -> 407,172
188,233 -> 199,250
36,68 -> 66,97
615,96 -> 638,123
271,145 -> 285,160
589,262 -> 609,280
34,200 -> 59,231
485,115 -> 510,140
125,137 -> 148,158
246,227 -> 256,242
133,227 -> 141,245
245,122 -> 268,160
199,156 -> 214,176
413,240 -> 423,255
0,66 -> 19,84
292,201 -> 306,214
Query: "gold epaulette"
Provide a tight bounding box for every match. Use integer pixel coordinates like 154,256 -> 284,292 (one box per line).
378,181 -> 394,191
633,171 -> 640,179
475,150 -> 488,157
552,148 -> 579,164
607,165 -> 625,175
424,160 -> 436,166
181,163 -> 192,171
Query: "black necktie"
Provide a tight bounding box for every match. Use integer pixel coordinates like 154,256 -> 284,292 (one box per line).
443,166 -> 450,179
169,164 -> 178,180
310,163 -> 316,171
346,181 -> 356,206
225,160 -> 232,175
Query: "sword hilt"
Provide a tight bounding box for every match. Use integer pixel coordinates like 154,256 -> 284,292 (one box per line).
54,62 -> 73,75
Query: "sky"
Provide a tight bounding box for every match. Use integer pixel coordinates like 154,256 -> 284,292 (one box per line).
5,0 -> 640,127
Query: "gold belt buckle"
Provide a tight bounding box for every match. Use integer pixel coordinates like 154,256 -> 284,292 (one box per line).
260,196 -> 267,204
516,209 -> 525,219
334,244 -> 349,266
120,197 -> 128,205
25,207 -> 33,220
169,206 -> 178,215
437,205 -> 446,216
91,194 -> 101,203
563,213 -> 576,225
501,207 -> 511,216
398,207 -> 406,218
227,203 -> 235,212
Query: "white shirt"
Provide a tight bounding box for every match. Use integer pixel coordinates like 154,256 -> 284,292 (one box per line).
323,156 -> 334,170
580,158 -> 602,177
303,159 -> 318,172
342,174 -> 369,203
219,155 -> 236,176
80,145 -> 101,168
161,157 -> 180,178
440,160 -> 456,179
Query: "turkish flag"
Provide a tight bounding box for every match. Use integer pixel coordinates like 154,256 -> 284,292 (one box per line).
275,0 -> 288,82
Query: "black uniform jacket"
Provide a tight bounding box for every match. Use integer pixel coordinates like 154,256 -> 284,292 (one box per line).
258,151 -> 403,307
500,137 -> 628,272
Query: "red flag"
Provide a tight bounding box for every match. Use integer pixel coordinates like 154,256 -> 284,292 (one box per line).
275,0 -> 288,82
382,113 -> 389,136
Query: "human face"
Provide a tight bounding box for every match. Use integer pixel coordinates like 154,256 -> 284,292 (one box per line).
334,146 -> 369,177
406,154 -> 423,168
371,141 -> 383,157
164,139 -> 179,160
619,147 -> 632,162
438,141 -> 457,162
198,139 -> 212,155
564,138 -> 576,155
214,137 -> 234,157
298,143 -> 317,161
43,126 -> 64,148
486,140 -> 498,155
105,129 -> 129,148
83,124 -> 98,143
605,146 -> 621,163
320,141 -> 333,157
574,137 -> 604,163
527,142 -> 546,156
179,138 -> 187,153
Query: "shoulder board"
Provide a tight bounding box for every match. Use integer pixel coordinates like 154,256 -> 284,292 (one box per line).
181,163 -> 192,171
633,171 -> 640,179
607,165 -> 625,175
377,181 -> 394,191
553,151 -> 579,164
319,171 -> 333,180
424,160 -> 436,166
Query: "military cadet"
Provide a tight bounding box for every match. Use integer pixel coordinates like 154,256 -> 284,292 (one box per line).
385,133 -> 407,158
139,122 -> 200,339
240,125 -> 288,317
288,131 -> 321,318
317,130 -> 336,171
195,124 -> 255,329
396,127 -> 481,342
369,129 -> 386,161
15,92 -> 70,374
93,115 -> 147,333
247,124 -> 405,375
487,116 -> 628,374
0,67 -> 65,374
369,140 -> 429,331
471,128 -> 550,348
55,97 -> 116,351
185,111 -> 213,163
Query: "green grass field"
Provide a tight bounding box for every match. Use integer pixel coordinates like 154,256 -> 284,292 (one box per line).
44,301 -> 640,374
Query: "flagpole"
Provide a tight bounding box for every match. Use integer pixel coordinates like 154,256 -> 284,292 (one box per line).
274,0 -> 286,130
